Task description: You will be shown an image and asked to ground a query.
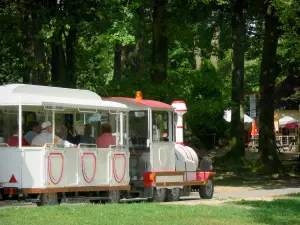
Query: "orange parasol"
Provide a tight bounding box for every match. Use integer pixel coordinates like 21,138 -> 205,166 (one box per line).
251,120 -> 258,136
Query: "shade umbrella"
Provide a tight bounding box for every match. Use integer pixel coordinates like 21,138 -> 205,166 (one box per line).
251,120 -> 258,136
282,121 -> 299,129
223,110 -> 254,123
279,116 -> 298,126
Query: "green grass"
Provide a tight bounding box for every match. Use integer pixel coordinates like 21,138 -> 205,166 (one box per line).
1,194 -> 300,225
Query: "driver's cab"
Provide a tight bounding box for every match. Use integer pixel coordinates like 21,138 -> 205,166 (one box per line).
105,94 -> 175,185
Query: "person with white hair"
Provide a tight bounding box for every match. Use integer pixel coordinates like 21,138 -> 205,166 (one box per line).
31,121 -> 74,147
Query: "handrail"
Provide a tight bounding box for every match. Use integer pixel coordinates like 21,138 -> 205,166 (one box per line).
0,143 -> 9,147
78,143 -> 97,148
108,110 -> 120,115
0,109 -> 18,114
109,145 -> 128,150
43,105 -> 65,111
109,110 -> 127,115
78,108 -> 97,113
42,143 -> 65,148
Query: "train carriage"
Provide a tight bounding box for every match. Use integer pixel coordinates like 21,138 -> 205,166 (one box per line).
0,84 -> 130,204
0,84 -> 215,205
106,93 -> 215,201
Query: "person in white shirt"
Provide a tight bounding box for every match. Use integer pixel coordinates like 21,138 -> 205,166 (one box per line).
31,121 -> 74,147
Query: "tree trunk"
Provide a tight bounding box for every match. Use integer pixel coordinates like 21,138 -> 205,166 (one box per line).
151,0 -> 168,84
229,0 -> 247,159
258,1 -> 282,172
194,40 -> 202,70
51,29 -> 66,87
210,22 -> 221,68
121,45 -> 135,72
22,1 -> 34,84
65,25 -> 77,88
32,11 -> 47,85
134,6 -> 146,75
113,42 -> 122,84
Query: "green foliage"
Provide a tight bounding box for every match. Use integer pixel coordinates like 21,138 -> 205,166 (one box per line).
185,60 -> 228,148
76,34 -> 114,94
0,0 -> 299,152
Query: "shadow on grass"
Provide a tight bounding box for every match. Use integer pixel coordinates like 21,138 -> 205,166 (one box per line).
214,175 -> 300,189
231,194 -> 300,225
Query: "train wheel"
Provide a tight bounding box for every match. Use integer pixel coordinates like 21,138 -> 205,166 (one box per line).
106,190 -> 120,204
199,179 -> 214,199
37,193 -> 58,206
152,188 -> 166,202
166,188 -> 181,202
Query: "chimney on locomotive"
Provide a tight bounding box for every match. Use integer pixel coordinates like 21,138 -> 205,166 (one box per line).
171,101 -> 187,146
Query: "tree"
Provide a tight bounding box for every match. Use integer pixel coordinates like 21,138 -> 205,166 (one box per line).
228,0 -> 247,160
258,0 -> 282,172
151,0 -> 168,85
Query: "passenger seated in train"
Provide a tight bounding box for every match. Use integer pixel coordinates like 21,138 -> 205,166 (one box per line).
72,124 -> 95,145
160,132 -> 169,142
31,121 -> 74,147
7,124 -> 29,147
24,121 -> 41,144
96,123 -> 116,148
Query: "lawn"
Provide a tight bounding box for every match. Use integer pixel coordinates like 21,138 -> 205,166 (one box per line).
0,194 -> 299,225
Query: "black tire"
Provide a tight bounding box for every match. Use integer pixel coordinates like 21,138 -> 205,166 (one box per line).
106,190 -> 120,204
152,188 -> 166,202
37,193 -> 58,206
199,179 -> 214,199
166,188 -> 181,202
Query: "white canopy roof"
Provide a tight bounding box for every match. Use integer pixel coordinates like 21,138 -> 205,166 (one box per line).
223,110 -> 254,123
279,116 -> 298,126
0,84 -> 128,111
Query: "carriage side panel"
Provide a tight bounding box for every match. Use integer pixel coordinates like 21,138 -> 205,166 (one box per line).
110,146 -> 130,186
22,148 -> 45,189
150,142 -> 175,172
79,148 -> 110,186
0,147 -> 21,189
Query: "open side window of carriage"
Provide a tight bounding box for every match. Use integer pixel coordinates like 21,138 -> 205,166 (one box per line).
152,110 -> 173,143
72,109 -> 128,148
0,107 -> 20,148
128,110 -> 149,149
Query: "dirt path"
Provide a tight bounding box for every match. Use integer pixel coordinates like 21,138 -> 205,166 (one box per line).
163,187 -> 300,206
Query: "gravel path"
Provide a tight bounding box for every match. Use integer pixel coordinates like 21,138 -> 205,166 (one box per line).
214,187 -> 300,198
182,187 -> 300,200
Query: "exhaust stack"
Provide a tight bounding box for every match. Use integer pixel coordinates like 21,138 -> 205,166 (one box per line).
172,101 -> 187,145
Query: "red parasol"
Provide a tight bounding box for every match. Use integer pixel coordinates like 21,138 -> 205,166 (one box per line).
251,120 -> 259,136
283,121 -> 299,129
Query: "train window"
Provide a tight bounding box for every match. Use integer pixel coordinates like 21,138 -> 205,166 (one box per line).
74,112 -> 109,140
152,111 -> 170,142
74,111 -> 127,146
0,111 -> 19,146
128,110 -> 148,148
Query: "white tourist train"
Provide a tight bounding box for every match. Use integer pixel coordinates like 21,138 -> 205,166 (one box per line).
0,84 -> 215,205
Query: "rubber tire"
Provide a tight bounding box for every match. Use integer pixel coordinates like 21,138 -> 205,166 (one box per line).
166,188 -> 181,202
106,190 -> 120,204
37,193 -> 58,206
199,179 -> 214,199
152,188 -> 167,202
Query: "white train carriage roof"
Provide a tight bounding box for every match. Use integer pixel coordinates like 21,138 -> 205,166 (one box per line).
0,84 -> 128,111
105,97 -> 174,111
